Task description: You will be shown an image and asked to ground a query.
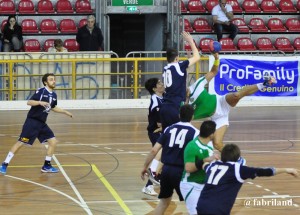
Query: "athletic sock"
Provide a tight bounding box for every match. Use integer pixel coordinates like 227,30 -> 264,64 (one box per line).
4,152 -> 14,164
257,83 -> 265,90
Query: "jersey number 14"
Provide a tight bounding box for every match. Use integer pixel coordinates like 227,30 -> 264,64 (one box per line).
168,128 -> 188,148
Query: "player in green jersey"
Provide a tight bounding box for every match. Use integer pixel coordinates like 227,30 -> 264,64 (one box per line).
187,53 -> 276,152
180,120 -> 219,215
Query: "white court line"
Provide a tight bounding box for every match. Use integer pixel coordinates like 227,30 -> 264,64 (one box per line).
1,118 -> 300,127
5,175 -> 91,213
84,195 -> 300,204
52,155 -> 92,215
45,145 -> 92,215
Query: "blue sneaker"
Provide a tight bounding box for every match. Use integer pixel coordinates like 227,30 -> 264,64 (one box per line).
0,162 -> 8,175
41,165 -> 59,173
263,72 -> 277,87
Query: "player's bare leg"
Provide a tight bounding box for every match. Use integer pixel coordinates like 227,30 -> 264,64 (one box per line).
213,125 -> 227,152
154,197 -> 172,215
225,84 -> 259,107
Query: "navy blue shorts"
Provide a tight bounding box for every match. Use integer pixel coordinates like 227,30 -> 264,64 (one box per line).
148,132 -> 161,146
158,164 -> 184,201
18,118 -> 55,145
160,103 -> 180,130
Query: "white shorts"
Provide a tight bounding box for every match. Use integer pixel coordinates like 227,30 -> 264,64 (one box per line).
180,181 -> 204,215
211,95 -> 231,130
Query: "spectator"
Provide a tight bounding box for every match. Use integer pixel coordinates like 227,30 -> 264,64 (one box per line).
212,0 -> 238,41
2,15 -> 23,52
76,15 -> 104,51
48,39 -> 68,53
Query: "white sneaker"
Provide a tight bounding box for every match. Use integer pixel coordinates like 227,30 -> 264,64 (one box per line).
142,185 -> 158,196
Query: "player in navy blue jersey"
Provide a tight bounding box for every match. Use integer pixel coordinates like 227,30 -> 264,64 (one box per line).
160,31 -> 200,130
142,78 -> 165,196
141,104 -> 200,215
0,73 -> 73,175
197,144 -> 298,215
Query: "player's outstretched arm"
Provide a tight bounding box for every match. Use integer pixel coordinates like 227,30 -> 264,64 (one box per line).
52,106 -> 73,118
182,31 -> 200,67
275,168 -> 299,177
205,52 -> 220,83
27,100 -> 49,107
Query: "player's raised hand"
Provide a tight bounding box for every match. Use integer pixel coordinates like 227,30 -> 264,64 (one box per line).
182,31 -> 193,44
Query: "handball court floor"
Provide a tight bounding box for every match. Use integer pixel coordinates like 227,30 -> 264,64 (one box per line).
0,106 -> 299,215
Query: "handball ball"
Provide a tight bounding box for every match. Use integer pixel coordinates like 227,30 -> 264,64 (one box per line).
209,41 -> 222,53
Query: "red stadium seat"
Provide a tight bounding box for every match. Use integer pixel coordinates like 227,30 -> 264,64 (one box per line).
24,39 -> 41,52
0,0 -> 16,14
267,18 -> 286,32
279,0 -> 297,12
40,19 -> 59,34
60,19 -> 77,33
219,38 -> 237,51
227,0 -> 243,13
18,0 -> 35,14
274,37 -> 294,52
184,39 -> 198,51
206,0 -> 218,12
249,18 -> 268,32
64,39 -> 79,52
297,0 -> 300,11
37,0 -> 54,13
43,39 -> 55,51
293,38 -> 300,50
237,37 -> 256,51
260,0 -> 279,12
242,0 -> 261,13
199,38 -> 214,53
285,18 -> 300,32
188,0 -> 206,12
184,19 -> 194,32
21,19 -> 39,33
78,18 -> 87,28
256,37 -> 276,50
181,0 -> 187,12
56,0 -> 74,13
193,18 -> 212,32
75,0 -> 93,13
231,18 -> 249,33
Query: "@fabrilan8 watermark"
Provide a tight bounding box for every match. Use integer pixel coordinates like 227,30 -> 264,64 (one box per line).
244,198 -> 294,207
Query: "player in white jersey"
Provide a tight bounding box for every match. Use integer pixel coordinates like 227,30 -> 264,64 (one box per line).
187,53 -> 277,151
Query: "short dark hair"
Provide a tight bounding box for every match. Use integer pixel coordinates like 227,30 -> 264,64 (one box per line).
199,120 -> 216,138
145,78 -> 159,95
42,73 -> 55,86
166,48 -> 178,63
221,144 -> 241,162
54,39 -> 63,48
180,104 -> 194,122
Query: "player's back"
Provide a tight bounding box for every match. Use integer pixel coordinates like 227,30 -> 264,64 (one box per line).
163,60 -> 189,106
197,161 -> 243,215
159,121 -> 199,167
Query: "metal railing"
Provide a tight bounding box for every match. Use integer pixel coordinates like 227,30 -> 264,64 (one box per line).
0,52 -> 209,100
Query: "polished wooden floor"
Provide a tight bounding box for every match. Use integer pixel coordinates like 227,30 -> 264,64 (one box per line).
0,107 -> 299,215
